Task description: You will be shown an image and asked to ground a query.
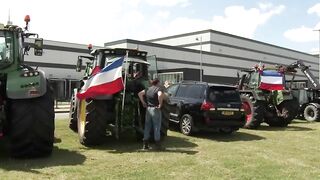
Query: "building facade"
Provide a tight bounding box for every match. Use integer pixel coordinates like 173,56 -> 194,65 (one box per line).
25,29 -> 319,100
105,29 -> 319,86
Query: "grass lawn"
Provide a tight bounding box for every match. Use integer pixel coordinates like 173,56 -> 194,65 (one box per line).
0,119 -> 320,180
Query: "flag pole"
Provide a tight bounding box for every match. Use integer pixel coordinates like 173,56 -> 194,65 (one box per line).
122,51 -> 129,112
119,51 -> 129,137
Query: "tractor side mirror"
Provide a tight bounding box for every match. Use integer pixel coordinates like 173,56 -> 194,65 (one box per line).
34,38 -> 43,56
76,58 -> 82,72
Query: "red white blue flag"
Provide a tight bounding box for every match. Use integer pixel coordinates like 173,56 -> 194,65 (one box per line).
77,57 -> 124,99
259,70 -> 284,91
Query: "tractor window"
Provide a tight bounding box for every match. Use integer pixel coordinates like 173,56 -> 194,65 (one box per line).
0,32 -> 13,64
127,62 -> 146,79
248,72 -> 260,87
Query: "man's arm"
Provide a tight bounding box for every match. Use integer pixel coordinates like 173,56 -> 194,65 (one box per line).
157,91 -> 164,108
138,90 -> 147,108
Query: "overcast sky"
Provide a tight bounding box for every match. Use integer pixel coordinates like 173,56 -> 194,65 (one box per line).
1,0 -> 320,54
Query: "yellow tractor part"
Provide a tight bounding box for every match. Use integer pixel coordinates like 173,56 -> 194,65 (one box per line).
77,99 -> 87,138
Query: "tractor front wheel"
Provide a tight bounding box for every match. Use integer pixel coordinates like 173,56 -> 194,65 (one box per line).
78,99 -> 108,146
241,95 -> 265,129
303,104 -> 320,122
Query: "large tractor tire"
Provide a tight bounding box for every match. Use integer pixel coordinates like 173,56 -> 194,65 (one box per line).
9,87 -> 54,158
303,103 -> 320,122
265,100 -> 298,127
69,93 -> 78,133
241,95 -> 265,129
78,99 -> 108,146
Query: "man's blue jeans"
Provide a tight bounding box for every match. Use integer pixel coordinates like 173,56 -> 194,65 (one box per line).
143,107 -> 162,142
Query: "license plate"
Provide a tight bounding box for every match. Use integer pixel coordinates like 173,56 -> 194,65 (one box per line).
222,111 -> 234,116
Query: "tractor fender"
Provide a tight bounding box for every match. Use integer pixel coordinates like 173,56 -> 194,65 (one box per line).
7,69 -> 47,99
307,102 -> 320,109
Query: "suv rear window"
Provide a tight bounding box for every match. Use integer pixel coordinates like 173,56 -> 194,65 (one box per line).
176,84 -> 204,99
208,87 -> 240,103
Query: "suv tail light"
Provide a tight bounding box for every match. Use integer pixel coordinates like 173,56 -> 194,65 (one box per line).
201,100 -> 215,111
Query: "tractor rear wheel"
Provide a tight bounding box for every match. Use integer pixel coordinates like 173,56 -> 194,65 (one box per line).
9,87 -> 54,158
78,99 -> 108,146
303,104 -> 320,122
241,95 -> 265,129
265,100 -> 298,127
69,93 -> 78,133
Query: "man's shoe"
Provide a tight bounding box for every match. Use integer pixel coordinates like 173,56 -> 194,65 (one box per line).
142,141 -> 149,150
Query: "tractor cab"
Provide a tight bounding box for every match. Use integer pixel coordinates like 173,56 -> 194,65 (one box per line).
238,65 -> 286,91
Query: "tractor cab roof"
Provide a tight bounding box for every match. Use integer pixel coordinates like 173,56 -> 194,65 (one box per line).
0,24 -> 22,32
90,48 -> 148,59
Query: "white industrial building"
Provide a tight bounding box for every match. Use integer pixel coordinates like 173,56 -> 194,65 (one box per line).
25,29 -> 319,100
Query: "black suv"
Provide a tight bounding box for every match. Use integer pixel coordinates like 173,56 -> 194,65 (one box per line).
165,81 -> 245,135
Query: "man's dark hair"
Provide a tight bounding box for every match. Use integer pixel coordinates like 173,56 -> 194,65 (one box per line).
151,78 -> 160,86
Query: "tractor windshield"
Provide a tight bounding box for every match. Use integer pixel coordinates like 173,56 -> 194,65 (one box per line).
0,31 -> 13,66
105,56 -> 149,79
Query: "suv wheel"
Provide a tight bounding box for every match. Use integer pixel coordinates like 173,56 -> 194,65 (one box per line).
180,114 -> 194,136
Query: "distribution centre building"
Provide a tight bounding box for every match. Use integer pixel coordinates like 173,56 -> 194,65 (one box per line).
25,29 -> 319,101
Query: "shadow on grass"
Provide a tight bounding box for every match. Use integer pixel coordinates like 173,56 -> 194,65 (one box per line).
193,131 -> 266,142
255,124 -> 314,131
291,119 -> 320,124
0,145 -> 86,174
83,135 -> 198,155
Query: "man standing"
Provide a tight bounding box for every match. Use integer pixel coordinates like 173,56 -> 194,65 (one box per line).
138,79 -> 164,150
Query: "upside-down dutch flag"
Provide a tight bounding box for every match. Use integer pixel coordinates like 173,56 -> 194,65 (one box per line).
77,57 -> 124,99
259,70 -> 284,91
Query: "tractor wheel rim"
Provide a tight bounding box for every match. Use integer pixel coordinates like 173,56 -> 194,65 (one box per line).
181,117 -> 191,134
307,109 -> 315,118
78,100 -> 86,137
243,102 -> 252,122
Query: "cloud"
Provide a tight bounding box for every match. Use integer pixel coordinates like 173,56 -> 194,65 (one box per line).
144,0 -> 190,7
141,4 -> 286,40
284,20 -> 320,43
258,2 -> 273,10
211,4 -> 285,38
0,1 -> 286,47
156,11 -> 170,19
284,26 -> 319,42
308,3 -> 320,16
310,47 -> 320,55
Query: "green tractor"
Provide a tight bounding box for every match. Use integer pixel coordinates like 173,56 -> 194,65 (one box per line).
0,16 -> 54,158
238,64 -> 299,129
69,48 -> 168,146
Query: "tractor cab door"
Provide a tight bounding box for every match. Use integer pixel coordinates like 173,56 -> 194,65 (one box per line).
147,55 -> 158,80
248,71 -> 260,89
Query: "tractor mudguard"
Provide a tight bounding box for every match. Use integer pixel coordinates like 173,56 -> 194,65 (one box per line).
308,102 -> 320,109
272,90 -> 294,105
7,69 -> 47,99
239,90 -> 266,101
